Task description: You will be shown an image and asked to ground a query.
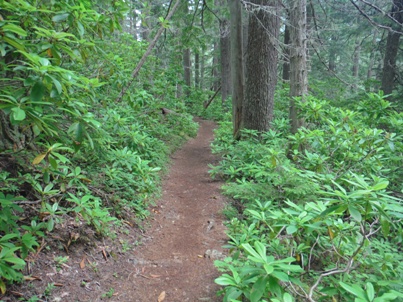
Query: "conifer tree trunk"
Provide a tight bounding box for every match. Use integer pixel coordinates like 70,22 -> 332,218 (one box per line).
229,0 -> 244,139
195,52 -> 200,88
243,0 -> 280,133
289,0 -> 308,134
283,23 -> 291,83
183,48 -> 192,96
381,0 -> 403,96
212,41 -> 220,91
367,31 -> 378,82
220,18 -> 231,105
352,40 -> 361,78
200,45 -> 206,89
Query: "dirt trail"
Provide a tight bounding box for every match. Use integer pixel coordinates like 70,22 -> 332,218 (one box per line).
120,119 -> 227,301
2,119 -> 227,302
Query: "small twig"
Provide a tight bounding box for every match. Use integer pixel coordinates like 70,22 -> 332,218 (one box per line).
14,200 -> 41,205
275,226 -> 286,238
308,235 -> 320,272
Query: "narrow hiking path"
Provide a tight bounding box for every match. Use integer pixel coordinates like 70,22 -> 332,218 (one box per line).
119,118 -> 227,301
3,119 -> 227,302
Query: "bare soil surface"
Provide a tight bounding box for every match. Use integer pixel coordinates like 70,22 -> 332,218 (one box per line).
2,119 -> 227,302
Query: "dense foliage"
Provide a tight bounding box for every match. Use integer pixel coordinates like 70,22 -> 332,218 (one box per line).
0,0 -> 197,294
211,91 -> 403,301
1,0 -> 402,301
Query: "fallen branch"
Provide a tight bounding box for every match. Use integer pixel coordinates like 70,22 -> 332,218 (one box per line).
203,85 -> 221,109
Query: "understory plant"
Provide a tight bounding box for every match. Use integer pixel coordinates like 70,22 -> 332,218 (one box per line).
0,0 -> 198,293
212,92 -> 403,301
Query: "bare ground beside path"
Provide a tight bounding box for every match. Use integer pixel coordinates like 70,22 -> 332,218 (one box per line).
2,118 -> 227,302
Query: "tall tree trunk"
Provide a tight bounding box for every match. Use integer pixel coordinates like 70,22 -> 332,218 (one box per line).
243,0 -> 280,133
229,0 -> 244,139
282,23 -> 291,83
328,36 -> 337,72
220,18 -> 231,105
212,41 -> 220,91
381,0 -> 403,96
289,0 -> 308,134
183,49 -> 192,96
200,45 -> 206,89
195,52 -> 200,88
367,31 -> 378,81
352,40 -> 361,78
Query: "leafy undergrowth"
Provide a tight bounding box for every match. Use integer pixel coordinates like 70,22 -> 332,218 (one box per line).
211,92 -> 403,302
0,1 -> 199,297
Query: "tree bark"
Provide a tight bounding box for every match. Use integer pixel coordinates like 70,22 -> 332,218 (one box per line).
352,40 -> 361,78
195,52 -> 200,88
220,18 -> 231,105
381,0 -> 403,96
183,48 -> 192,96
200,45 -> 206,89
367,31 -> 378,81
289,0 -> 308,134
328,35 -> 337,72
212,41 -> 220,91
229,0 -> 244,139
243,0 -> 280,133
282,23 -> 291,82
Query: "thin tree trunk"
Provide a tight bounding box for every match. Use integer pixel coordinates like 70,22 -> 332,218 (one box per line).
220,18 -> 231,105
200,45 -> 206,89
352,40 -> 361,78
117,0 -> 181,102
195,52 -> 200,88
212,41 -> 220,91
183,48 -> 192,96
289,0 -> 308,134
282,23 -> 291,82
367,31 -> 378,81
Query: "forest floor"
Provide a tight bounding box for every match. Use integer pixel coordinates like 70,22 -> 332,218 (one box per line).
3,118 -> 227,302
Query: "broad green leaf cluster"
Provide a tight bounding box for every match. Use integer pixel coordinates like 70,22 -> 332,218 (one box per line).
211,91 -> 403,301
0,0 -> 198,294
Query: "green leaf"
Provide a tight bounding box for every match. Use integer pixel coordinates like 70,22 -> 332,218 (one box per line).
381,218 -> 390,237
242,243 -> 264,263
366,282 -> 374,301
11,107 -> 26,121
3,256 -> 25,266
250,276 -> 267,302
2,36 -> 26,51
374,293 -> 398,301
30,82 -> 45,102
271,271 -> 289,281
264,263 -> 274,274
348,205 -> 362,222
372,180 -> 389,191
283,293 -> 293,302
0,234 -> 19,242
49,156 -> 58,170
47,75 -> 62,94
215,274 -> 237,286
339,282 -> 367,299
2,24 -> 27,37
254,241 -> 267,260
52,13 -> 70,22
286,225 -> 298,234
